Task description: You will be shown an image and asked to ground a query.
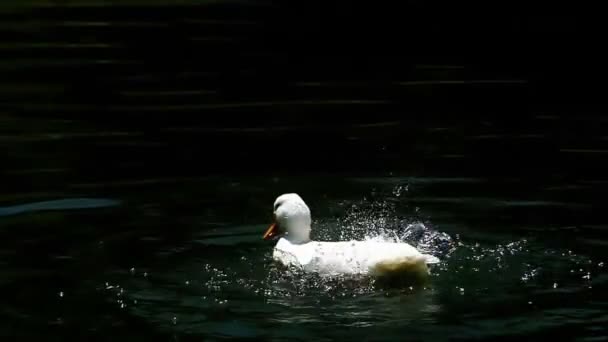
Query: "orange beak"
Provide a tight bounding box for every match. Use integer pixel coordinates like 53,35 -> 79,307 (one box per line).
263,222 -> 280,240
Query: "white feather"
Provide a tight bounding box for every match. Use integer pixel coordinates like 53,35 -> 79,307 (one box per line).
267,193 -> 441,279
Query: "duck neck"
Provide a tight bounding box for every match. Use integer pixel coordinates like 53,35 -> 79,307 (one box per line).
285,229 -> 311,244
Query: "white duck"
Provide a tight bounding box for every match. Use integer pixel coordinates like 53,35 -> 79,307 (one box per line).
263,193 -> 440,278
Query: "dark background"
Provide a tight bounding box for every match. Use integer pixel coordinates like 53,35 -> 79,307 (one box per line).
2,1 -> 607,178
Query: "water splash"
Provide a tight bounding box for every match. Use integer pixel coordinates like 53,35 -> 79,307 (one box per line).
315,189 -> 456,261
254,190 -> 460,297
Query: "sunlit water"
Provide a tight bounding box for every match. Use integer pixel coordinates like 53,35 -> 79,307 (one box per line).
2,180 -> 595,341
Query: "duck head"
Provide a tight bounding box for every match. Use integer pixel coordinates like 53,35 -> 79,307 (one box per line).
263,193 -> 312,244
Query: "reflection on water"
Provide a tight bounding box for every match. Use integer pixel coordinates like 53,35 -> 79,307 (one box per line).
0,198 -> 120,217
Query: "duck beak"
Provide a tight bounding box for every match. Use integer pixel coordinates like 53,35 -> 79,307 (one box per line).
263,222 -> 279,240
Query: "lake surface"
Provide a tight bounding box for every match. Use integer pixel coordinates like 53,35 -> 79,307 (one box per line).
2,1 -> 608,341
1,120 -> 607,341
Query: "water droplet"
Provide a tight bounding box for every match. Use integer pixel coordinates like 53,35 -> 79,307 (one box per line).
143,272 -> 148,278
130,267 -> 136,275
553,283 -> 558,289
172,317 -> 177,325
599,262 -> 604,268
392,185 -> 406,197
185,281 -> 190,286
133,299 -> 137,305
58,291 -> 64,298
528,301 -> 533,305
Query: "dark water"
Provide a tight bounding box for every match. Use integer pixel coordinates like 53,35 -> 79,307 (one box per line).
1,174 -> 607,341
2,1 -> 608,341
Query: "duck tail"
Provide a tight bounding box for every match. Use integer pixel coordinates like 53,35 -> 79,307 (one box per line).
422,254 -> 440,264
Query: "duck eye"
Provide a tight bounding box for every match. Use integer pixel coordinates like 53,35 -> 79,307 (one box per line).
274,201 -> 282,211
